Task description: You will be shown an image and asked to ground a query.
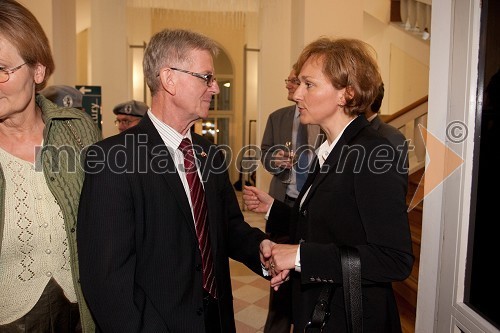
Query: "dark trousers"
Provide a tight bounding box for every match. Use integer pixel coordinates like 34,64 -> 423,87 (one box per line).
264,282 -> 293,333
264,194 -> 294,333
0,278 -> 81,333
203,291 -> 221,333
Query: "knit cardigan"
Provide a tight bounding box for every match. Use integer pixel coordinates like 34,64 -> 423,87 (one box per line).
0,94 -> 102,332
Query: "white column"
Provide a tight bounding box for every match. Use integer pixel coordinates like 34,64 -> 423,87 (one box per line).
90,0 -> 128,138
256,0 -> 293,191
51,0 -> 77,85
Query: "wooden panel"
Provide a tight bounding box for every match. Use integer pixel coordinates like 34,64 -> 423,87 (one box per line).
394,167 -> 424,332
391,0 -> 402,22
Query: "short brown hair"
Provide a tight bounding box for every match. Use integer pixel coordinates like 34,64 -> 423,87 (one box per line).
295,38 -> 382,116
0,0 -> 55,91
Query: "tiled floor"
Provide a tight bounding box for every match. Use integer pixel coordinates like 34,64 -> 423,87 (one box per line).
231,192 -> 270,333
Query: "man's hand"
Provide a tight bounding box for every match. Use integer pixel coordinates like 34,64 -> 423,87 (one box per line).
271,149 -> 293,169
270,244 -> 298,273
259,239 -> 275,271
243,186 -> 275,214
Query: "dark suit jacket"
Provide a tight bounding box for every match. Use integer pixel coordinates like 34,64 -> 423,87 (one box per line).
267,115 -> 414,333
260,105 -> 323,201
77,115 -> 267,332
370,115 -> 409,172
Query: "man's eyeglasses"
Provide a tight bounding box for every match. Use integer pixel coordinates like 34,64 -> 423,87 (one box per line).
284,78 -> 300,86
0,63 -> 26,83
114,119 -> 140,126
169,67 -> 217,87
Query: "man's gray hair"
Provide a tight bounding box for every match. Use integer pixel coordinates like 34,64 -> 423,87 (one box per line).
143,29 -> 219,96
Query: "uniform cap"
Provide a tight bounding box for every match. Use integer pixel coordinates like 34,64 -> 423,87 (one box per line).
40,85 -> 83,108
113,100 -> 149,117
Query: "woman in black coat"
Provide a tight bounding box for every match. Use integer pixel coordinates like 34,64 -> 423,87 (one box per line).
244,37 -> 414,332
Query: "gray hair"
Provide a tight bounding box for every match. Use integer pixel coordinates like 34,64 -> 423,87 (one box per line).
143,29 -> 219,96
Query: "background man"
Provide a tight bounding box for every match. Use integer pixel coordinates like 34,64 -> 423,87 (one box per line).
365,83 -> 409,171
259,68 -> 323,333
113,99 -> 149,132
40,85 -> 83,109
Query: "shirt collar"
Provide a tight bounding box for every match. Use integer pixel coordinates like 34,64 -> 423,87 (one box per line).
148,110 -> 193,150
366,113 -> 377,122
315,117 -> 356,167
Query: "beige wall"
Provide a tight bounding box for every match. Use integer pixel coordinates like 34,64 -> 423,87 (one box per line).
24,0 -> 430,185
256,0 -> 294,191
364,11 -> 430,116
21,0 -> 77,86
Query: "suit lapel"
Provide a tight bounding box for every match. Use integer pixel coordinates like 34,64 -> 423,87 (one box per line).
140,116 -> 196,235
298,115 -> 370,209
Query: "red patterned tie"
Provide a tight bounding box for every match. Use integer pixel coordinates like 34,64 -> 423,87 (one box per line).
179,138 -> 217,298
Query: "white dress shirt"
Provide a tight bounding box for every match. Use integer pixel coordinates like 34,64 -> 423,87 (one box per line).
149,111 -> 203,223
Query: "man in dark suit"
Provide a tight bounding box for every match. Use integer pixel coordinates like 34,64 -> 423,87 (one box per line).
365,83 -> 409,172
77,29 -> 273,333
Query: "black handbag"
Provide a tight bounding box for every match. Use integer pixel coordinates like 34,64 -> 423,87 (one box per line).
305,246 -> 362,333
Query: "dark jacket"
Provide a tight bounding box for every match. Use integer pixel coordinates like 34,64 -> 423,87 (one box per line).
267,115 -> 414,333
77,115 -> 267,332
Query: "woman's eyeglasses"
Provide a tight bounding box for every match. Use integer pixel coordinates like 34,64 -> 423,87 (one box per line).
284,78 -> 300,86
0,63 -> 26,83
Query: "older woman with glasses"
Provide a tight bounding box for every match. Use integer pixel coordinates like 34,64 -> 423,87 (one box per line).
0,1 -> 101,332
244,37 -> 414,332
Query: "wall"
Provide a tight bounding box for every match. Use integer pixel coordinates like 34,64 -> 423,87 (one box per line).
255,0 -> 294,191
364,9 -> 430,116
21,0 -> 77,87
23,0 -> 431,189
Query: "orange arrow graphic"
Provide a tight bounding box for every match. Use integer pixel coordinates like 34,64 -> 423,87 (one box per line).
408,124 -> 465,211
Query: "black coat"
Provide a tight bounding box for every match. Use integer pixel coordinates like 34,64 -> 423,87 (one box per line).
77,115 -> 266,332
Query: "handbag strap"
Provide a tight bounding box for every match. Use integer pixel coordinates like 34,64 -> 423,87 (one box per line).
340,246 -> 363,333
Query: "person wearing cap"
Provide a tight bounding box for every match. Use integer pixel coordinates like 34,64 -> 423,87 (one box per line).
113,100 -> 149,132
40,84 -> 83,109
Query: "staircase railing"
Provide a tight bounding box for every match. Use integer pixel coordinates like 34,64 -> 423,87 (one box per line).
381,96 -> 428,175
